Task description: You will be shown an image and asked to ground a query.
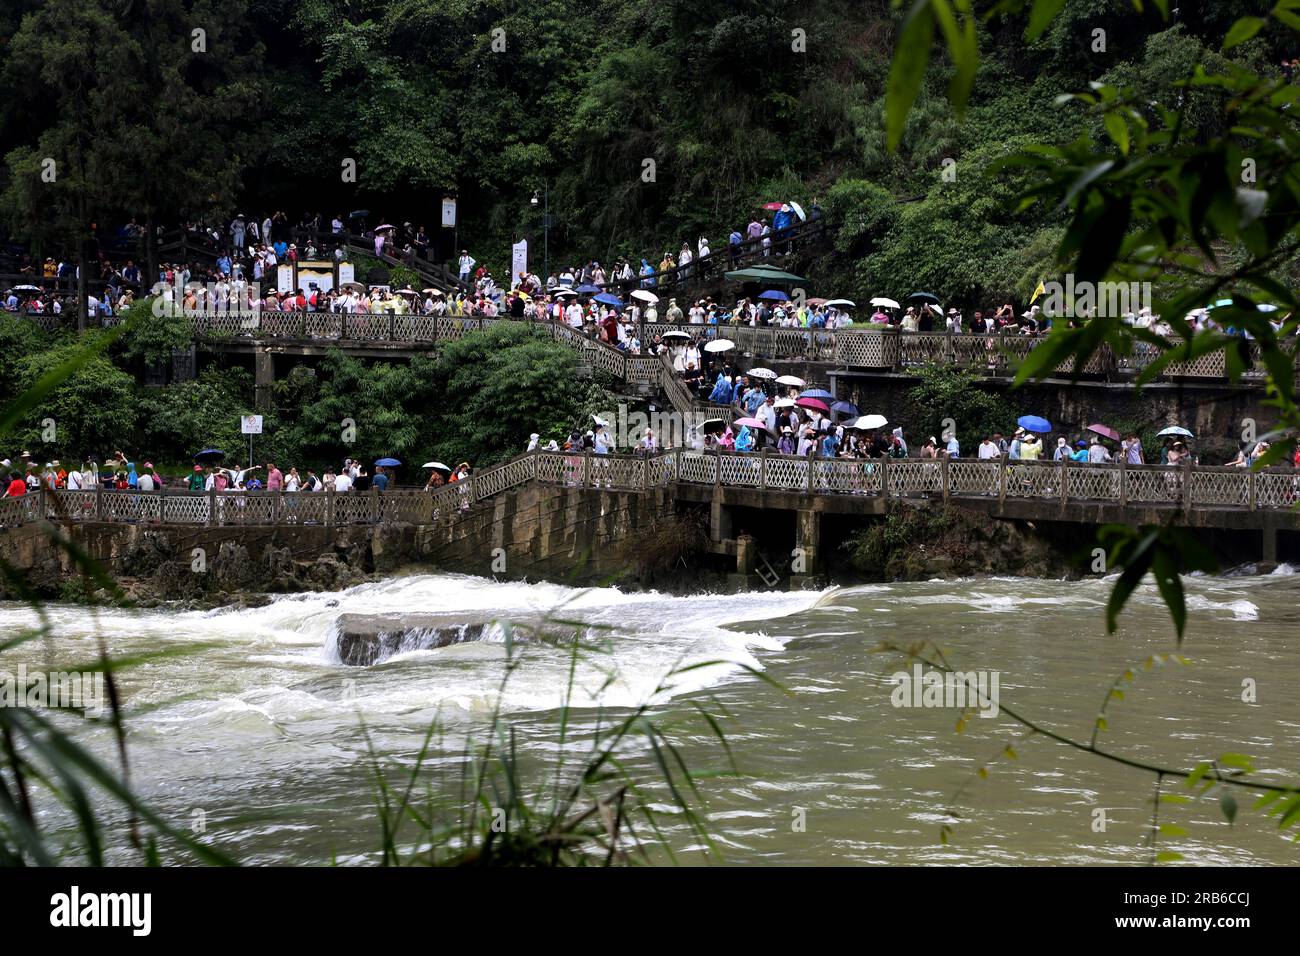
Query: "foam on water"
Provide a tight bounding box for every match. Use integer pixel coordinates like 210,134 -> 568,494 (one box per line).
0,574 -> 830,724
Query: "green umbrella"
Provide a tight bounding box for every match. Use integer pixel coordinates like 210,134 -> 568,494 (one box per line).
725,264 -> 806,284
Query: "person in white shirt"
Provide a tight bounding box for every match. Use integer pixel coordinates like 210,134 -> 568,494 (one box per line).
977,437 -> 1000,459
66,467 -> 84,490
334,471 -> 353,492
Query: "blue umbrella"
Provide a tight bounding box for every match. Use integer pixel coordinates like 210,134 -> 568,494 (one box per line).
1017,415 -> 1051,433
801,388 -> 835,400
575,283 -> 601,293
374,457 -> 401,467
758,289 -> 788,300
831,401 -> 859,417
594,292 -> 623,307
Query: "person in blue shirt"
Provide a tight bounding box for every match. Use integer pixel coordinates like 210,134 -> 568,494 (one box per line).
640,259 -> 655,288
1070,440 -> 1090,462
820,431 -> 840,458
743,386 -> 764,415
372,468 -> 390,491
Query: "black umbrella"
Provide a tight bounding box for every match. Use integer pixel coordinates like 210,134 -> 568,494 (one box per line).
194,448 -> 226,462
907,291 -> 941,303
349,209 -> 370,219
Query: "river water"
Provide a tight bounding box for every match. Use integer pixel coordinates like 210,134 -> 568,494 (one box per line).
2,568 -> 1297,866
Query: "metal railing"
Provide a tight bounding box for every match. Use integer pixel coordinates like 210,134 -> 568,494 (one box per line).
4,451 -> 1295,532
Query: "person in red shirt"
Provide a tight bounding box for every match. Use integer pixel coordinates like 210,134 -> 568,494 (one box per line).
4,471 -> 26,498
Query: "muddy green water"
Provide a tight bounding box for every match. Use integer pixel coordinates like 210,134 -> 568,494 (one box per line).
2,568 -> 1297,865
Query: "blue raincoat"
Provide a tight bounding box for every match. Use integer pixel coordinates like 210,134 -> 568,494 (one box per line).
708,374 -> 733,405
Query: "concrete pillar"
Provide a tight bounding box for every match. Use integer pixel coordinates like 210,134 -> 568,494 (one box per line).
795,508 -> 820,574
735,534 -> 756,575
710,493 -> 732,543
254,349 -> 275,411
1262,514 -> 1278,565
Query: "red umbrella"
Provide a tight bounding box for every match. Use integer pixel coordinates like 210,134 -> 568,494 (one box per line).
795,397 -> 830,413
762,202 -> 784,210
1086,423 -> 1120,442
806,297 -> 829,306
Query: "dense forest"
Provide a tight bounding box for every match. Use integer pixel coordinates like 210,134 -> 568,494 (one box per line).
0,0 -> 1286,306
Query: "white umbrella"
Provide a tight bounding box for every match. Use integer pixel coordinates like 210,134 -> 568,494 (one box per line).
789,201 -> 807,221
774,397 -> 797,408
852,414 -> 889,430
1156,426 -> 1195,438
824,299 -> 856,308
422,288 -> 442,295
704,339 -> 735,353
747,367 -> 777,379
13,284 -> 42,293
423,461 -> 451,472
775,374 -> 806,387
592,414 -> 610,427
553,287 -> 578,297
661,330 -> 691,340
870,296 -> 900,309
630,289 -> 659,303
374,223 -> 396,231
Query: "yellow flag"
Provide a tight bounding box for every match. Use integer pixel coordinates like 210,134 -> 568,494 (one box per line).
1030,279 -> 1046,303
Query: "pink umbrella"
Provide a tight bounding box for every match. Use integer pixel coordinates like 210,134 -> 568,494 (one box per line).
1086,423 -> 1120,442
733,417 -> 771,432
795,397 -> 830,413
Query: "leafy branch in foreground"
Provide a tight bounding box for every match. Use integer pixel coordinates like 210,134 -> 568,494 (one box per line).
877,639 -> 1300,863
888,0 -> 1300,636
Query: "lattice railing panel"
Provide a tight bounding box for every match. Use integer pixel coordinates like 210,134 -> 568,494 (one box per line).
0,496 -> 37,526
331,494 -> 377,524
647,451 -> 678,485
888,460 -> 942,496
898,334 -> 950,367
717,454 -> 762,488
1255,471 -> 1297,509
162,492 -> 210,524
948,460 -> 999,497
1003,461 -> 1060,499
1067,464 -> 1121,501
678,452 -> 719,484
833,330 -> 897,368
1125,466 -> 1184,504
305,313 -> 343,338
763,455 -> 809,491
43,490 -> 96,521
1188,469 -> 1249,507
390,316 -> 440,342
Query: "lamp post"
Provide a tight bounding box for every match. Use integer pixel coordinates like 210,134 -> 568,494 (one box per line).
531,185 -> 549,282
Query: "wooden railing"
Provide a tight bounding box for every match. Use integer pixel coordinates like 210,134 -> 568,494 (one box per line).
26,294 -> 1288,383
5,451 -> 1295,532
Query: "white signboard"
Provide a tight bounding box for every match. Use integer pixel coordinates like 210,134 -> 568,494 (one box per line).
297,260 -> 334,294
441,197 -> 457,228
277,264 -> 293,294
338,262 -> 355,286
241,415 -> 263,435
511,239 -> 528,284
